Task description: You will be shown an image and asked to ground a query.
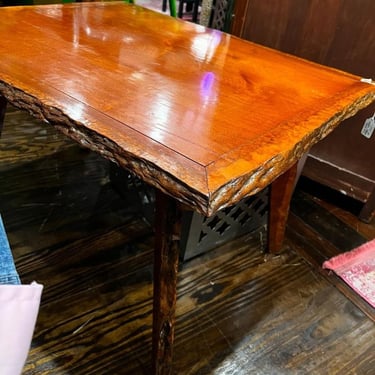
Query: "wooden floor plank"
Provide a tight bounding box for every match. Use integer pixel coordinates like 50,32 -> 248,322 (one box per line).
0,106 -> 374,374
291,188 -> 366,252
286,213 -> 375,322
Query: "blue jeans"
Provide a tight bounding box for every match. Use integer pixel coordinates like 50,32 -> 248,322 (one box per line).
0,215 -> 20,285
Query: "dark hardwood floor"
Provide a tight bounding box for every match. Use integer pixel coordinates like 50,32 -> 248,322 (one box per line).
0,105 -> 374,374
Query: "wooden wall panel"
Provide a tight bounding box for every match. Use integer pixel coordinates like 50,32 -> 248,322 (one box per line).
237,0 -> 375,77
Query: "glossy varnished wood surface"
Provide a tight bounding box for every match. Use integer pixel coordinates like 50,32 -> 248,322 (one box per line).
0,2 -> 374,215
0,107 -> 374,374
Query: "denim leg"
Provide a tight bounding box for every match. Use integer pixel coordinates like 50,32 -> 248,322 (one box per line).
0,215 -> 21,285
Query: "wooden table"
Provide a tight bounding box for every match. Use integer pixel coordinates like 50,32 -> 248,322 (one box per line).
0,2 -> 374,374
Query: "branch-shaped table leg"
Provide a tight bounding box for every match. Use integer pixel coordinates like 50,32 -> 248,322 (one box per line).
268,163 -> 298,253
151,161 -> 306,372
152,191 -> 182,375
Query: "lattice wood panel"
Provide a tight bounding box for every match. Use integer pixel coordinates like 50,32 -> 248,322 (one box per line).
110,166 -> 269,261
180,188 -> 269,260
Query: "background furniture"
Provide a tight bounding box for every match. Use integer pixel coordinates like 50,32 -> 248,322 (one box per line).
178,0 -> 200,22
110,166 -> 269,261
208,0 -> 234,31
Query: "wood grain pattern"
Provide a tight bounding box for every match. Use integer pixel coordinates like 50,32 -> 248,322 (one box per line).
238,0 -> 375,77
0,108 -> 374,374
235,0 -> 375,221
0,3 -> 374,216
153,191 -> 181,375
1,3 -> 375,373
268,163 -> 297,253
289,178 -> 375,321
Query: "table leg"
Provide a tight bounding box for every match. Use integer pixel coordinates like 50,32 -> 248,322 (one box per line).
268,163 -> 298,253
0,96 -> 7,137
152,191 -> 181,375
359,186 -> 375,223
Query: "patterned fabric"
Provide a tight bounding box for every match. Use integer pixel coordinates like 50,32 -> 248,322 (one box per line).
323,238 -> 375,308
0,215 -> 21,285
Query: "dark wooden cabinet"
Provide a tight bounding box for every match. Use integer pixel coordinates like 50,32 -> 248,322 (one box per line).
231,0 -> 375,221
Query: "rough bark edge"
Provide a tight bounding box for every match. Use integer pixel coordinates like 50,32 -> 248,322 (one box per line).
208,91 -> 375,214
0,82 -> 209,215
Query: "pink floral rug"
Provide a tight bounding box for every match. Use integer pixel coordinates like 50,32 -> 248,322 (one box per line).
323,238 -> 375,308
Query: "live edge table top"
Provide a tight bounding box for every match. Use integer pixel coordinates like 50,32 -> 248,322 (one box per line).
0,2 -> 374,216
